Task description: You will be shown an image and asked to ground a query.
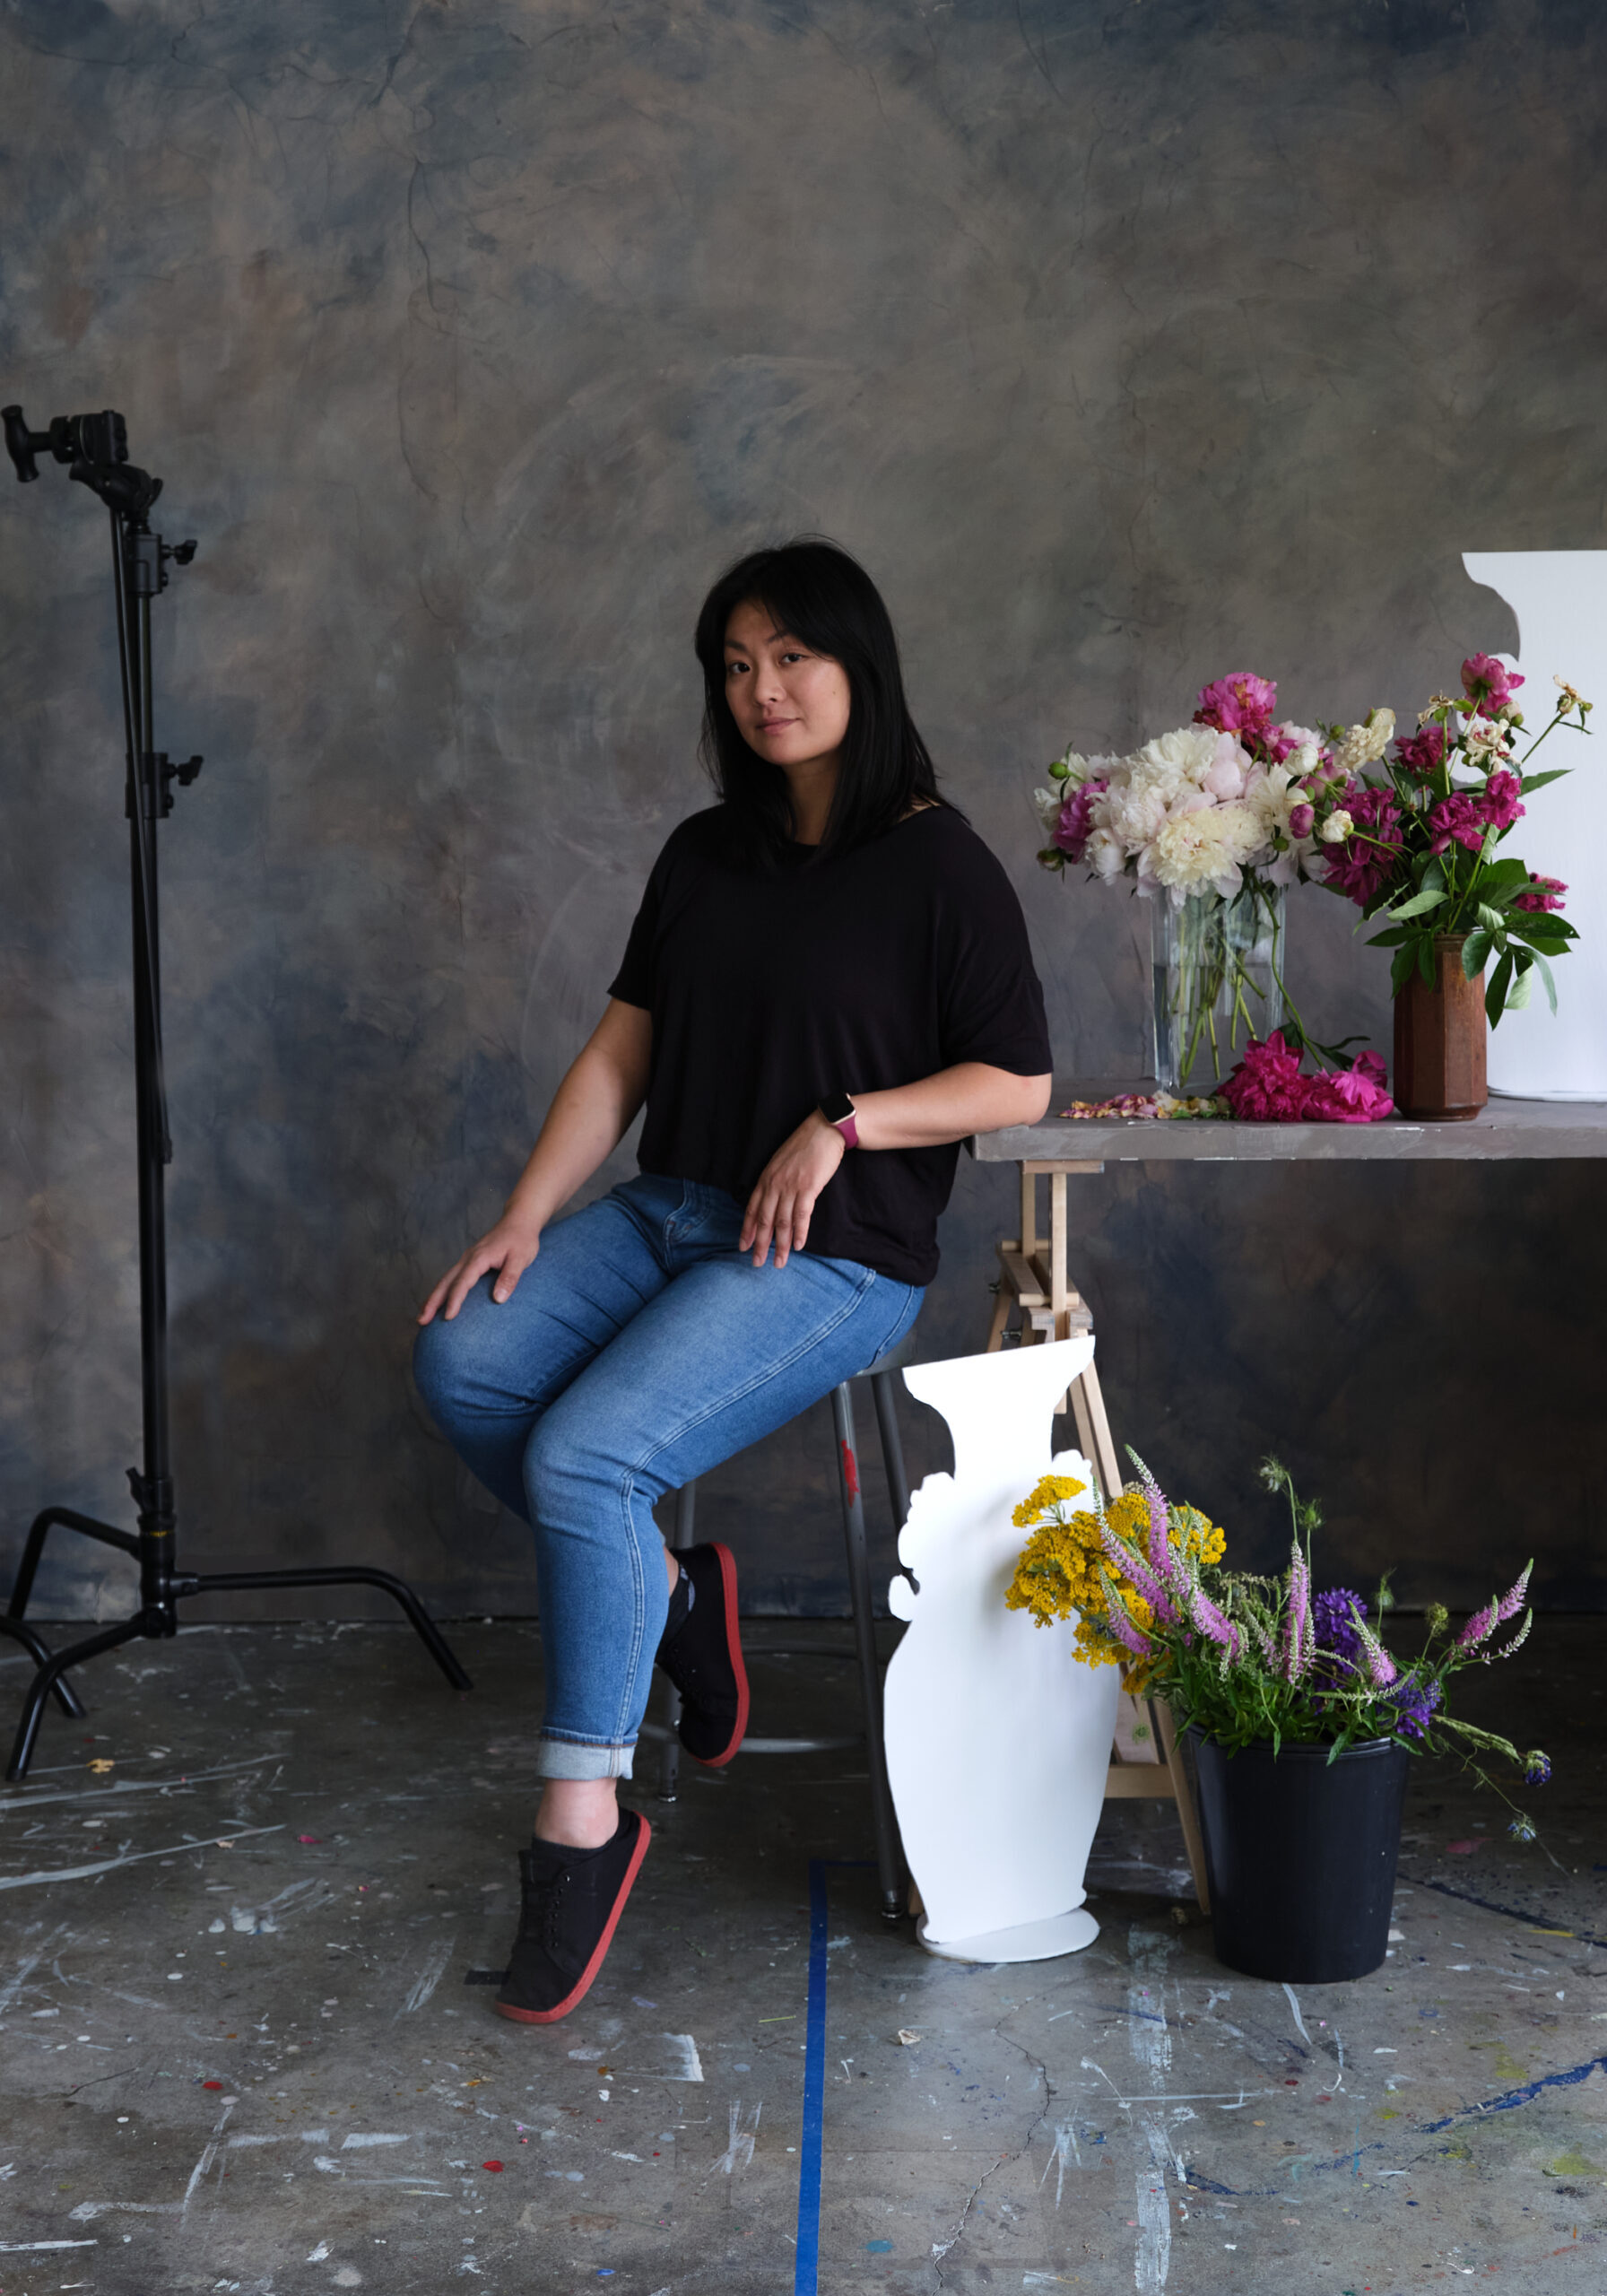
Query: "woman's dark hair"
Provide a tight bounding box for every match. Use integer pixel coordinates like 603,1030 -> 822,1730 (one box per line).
693,537 -> 950,868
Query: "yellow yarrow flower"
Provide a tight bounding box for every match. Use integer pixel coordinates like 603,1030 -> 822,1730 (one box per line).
1010,1471 -> 1088,1529
1004,1477 -> 1228,1693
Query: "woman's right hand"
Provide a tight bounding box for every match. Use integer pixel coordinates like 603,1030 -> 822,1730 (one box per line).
417,1215 -> 543,1326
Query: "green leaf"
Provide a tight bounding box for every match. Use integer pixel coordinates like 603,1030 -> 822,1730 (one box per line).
1418,936 -> 1437,988
1364,926 -> 1413,949
1506,960 -> 1534,1012
1389,887 -> 1448,921
1480,856 -> 1531,890
1461,928 -> 1494,978
1485,948 -> 1514,1026
1475,901 -> 1508,934
1529,948 -> 1559,1013
1518,767 -> 1570,793
1389,943 -> 1420,996
1421,857 -> 1446,894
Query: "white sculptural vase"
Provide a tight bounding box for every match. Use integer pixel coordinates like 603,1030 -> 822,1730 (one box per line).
1462,551 -> 1607,1100
882,1334 -> 1120,1964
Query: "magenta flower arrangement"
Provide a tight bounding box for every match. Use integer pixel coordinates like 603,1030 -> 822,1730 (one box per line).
1304,656 -> 1592,1022
1085,1452 -> 1550,1838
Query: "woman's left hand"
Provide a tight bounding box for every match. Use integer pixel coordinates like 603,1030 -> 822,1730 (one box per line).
741,1111 -> 846,1269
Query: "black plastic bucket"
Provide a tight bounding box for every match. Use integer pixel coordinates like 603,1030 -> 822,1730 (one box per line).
1189,1731 -> 1411,1982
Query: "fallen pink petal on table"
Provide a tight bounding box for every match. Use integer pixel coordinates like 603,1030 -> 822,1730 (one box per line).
1446,1839 -> 1488,1855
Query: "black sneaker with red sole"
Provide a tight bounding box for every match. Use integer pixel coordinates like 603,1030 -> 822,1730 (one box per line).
495,1807 -> 652,2025
656,1541 -> 750,1767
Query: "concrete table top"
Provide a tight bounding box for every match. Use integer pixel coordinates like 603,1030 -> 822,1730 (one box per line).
969,1086 -> 1607,1163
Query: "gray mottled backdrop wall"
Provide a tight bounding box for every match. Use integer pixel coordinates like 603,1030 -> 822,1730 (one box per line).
2,0 -> 1603,1626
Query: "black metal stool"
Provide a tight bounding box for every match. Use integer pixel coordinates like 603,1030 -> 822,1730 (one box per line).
646,1337 -> 916,1924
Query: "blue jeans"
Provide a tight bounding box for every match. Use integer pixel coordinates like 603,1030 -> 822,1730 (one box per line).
413,1175 -> 924,1779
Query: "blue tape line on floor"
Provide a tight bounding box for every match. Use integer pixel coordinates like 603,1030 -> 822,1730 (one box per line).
795,1859 -> 873,2296
1399,1870 -> 1605,1950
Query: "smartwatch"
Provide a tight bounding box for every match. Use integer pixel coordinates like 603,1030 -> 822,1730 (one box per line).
820,1091 -> 859,1149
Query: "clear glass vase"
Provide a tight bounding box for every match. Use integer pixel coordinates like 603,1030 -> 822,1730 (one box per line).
1151,881 -> 1288,1092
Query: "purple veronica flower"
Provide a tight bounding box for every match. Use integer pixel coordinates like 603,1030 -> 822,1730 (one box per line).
1313,1587 -> 1367,1669
1386,1673 -> 1442,1742
1524,1751 -> 1551,1786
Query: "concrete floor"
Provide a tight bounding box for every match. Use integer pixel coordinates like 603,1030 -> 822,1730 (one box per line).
0,1616 -> 1602,2296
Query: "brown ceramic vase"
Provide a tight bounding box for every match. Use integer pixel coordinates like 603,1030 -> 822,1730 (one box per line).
1392,933 -> 1488,1121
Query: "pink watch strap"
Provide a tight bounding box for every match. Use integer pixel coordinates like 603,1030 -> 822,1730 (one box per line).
833,1111 -> 859,1150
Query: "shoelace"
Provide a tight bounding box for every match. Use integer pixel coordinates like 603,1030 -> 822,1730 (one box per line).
542,1866 -> 570,1953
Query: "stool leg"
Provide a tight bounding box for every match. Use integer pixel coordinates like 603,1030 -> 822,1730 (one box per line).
657,1481 -> 697,1802
831,1384 -> 904,1924
869,1370 -> 911,1531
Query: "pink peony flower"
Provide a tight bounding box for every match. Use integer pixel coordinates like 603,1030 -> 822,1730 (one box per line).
1427,791 -> 1487,856
1394,723 -> 1446,777
1287,801 -> 1315,839
1194,672 -> 1278,737
1051,776 -> 1108,865
1463,652 -> 1524,709
1218,1036 -> 1393,1125
1299,1052 -> 1394,1124
1319,782 -> 1404,907
1479,767 -> 1524,833
1515,873 -> 1567,914
1215,1031 -> 1308,1121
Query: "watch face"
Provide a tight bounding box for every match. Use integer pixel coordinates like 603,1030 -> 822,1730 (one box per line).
821,1092 -> 856,1126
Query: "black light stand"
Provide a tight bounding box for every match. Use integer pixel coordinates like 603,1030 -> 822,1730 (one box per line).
0,405 -> 471,1780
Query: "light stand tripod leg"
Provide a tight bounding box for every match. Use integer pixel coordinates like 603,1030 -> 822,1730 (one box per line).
187,1569 -> 472,1692
0,1616 -> 86,1719
8,1507 -> 141,1622
6,1618 -> 146,1781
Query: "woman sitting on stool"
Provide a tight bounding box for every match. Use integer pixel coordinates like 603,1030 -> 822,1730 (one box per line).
413,538 -> 1052,2023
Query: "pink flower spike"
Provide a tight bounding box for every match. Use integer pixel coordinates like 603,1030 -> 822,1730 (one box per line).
1099,1516 -> 1178,1627
1186,1585 -> 1240,1661
1095,1571 -> 1157,1659
1146,1488 -> 1175,1577
1495,1561 -> 1532,1622
1489,1611 -> 1533,1662
1352,1610 -> 1398,1689
1456,1600 -> 1498,1652
1280,1544 -> 1313,1683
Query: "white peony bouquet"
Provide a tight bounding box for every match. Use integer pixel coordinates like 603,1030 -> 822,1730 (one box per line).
1033,672 -> 1394,905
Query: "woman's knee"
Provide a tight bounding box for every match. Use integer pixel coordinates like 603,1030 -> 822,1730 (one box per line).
412,1290 -> 498,1423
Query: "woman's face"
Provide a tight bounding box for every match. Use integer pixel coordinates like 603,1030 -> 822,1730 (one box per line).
722,599 -> 851,776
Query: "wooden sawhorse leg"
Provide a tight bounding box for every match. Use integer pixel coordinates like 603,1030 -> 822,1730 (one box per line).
986,1160 -> 1211,1915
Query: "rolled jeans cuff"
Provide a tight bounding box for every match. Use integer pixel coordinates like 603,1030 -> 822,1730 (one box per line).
535,1734 -> 637,1781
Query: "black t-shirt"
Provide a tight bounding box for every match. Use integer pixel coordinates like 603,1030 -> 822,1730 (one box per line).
607,804 -> 1051,1285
